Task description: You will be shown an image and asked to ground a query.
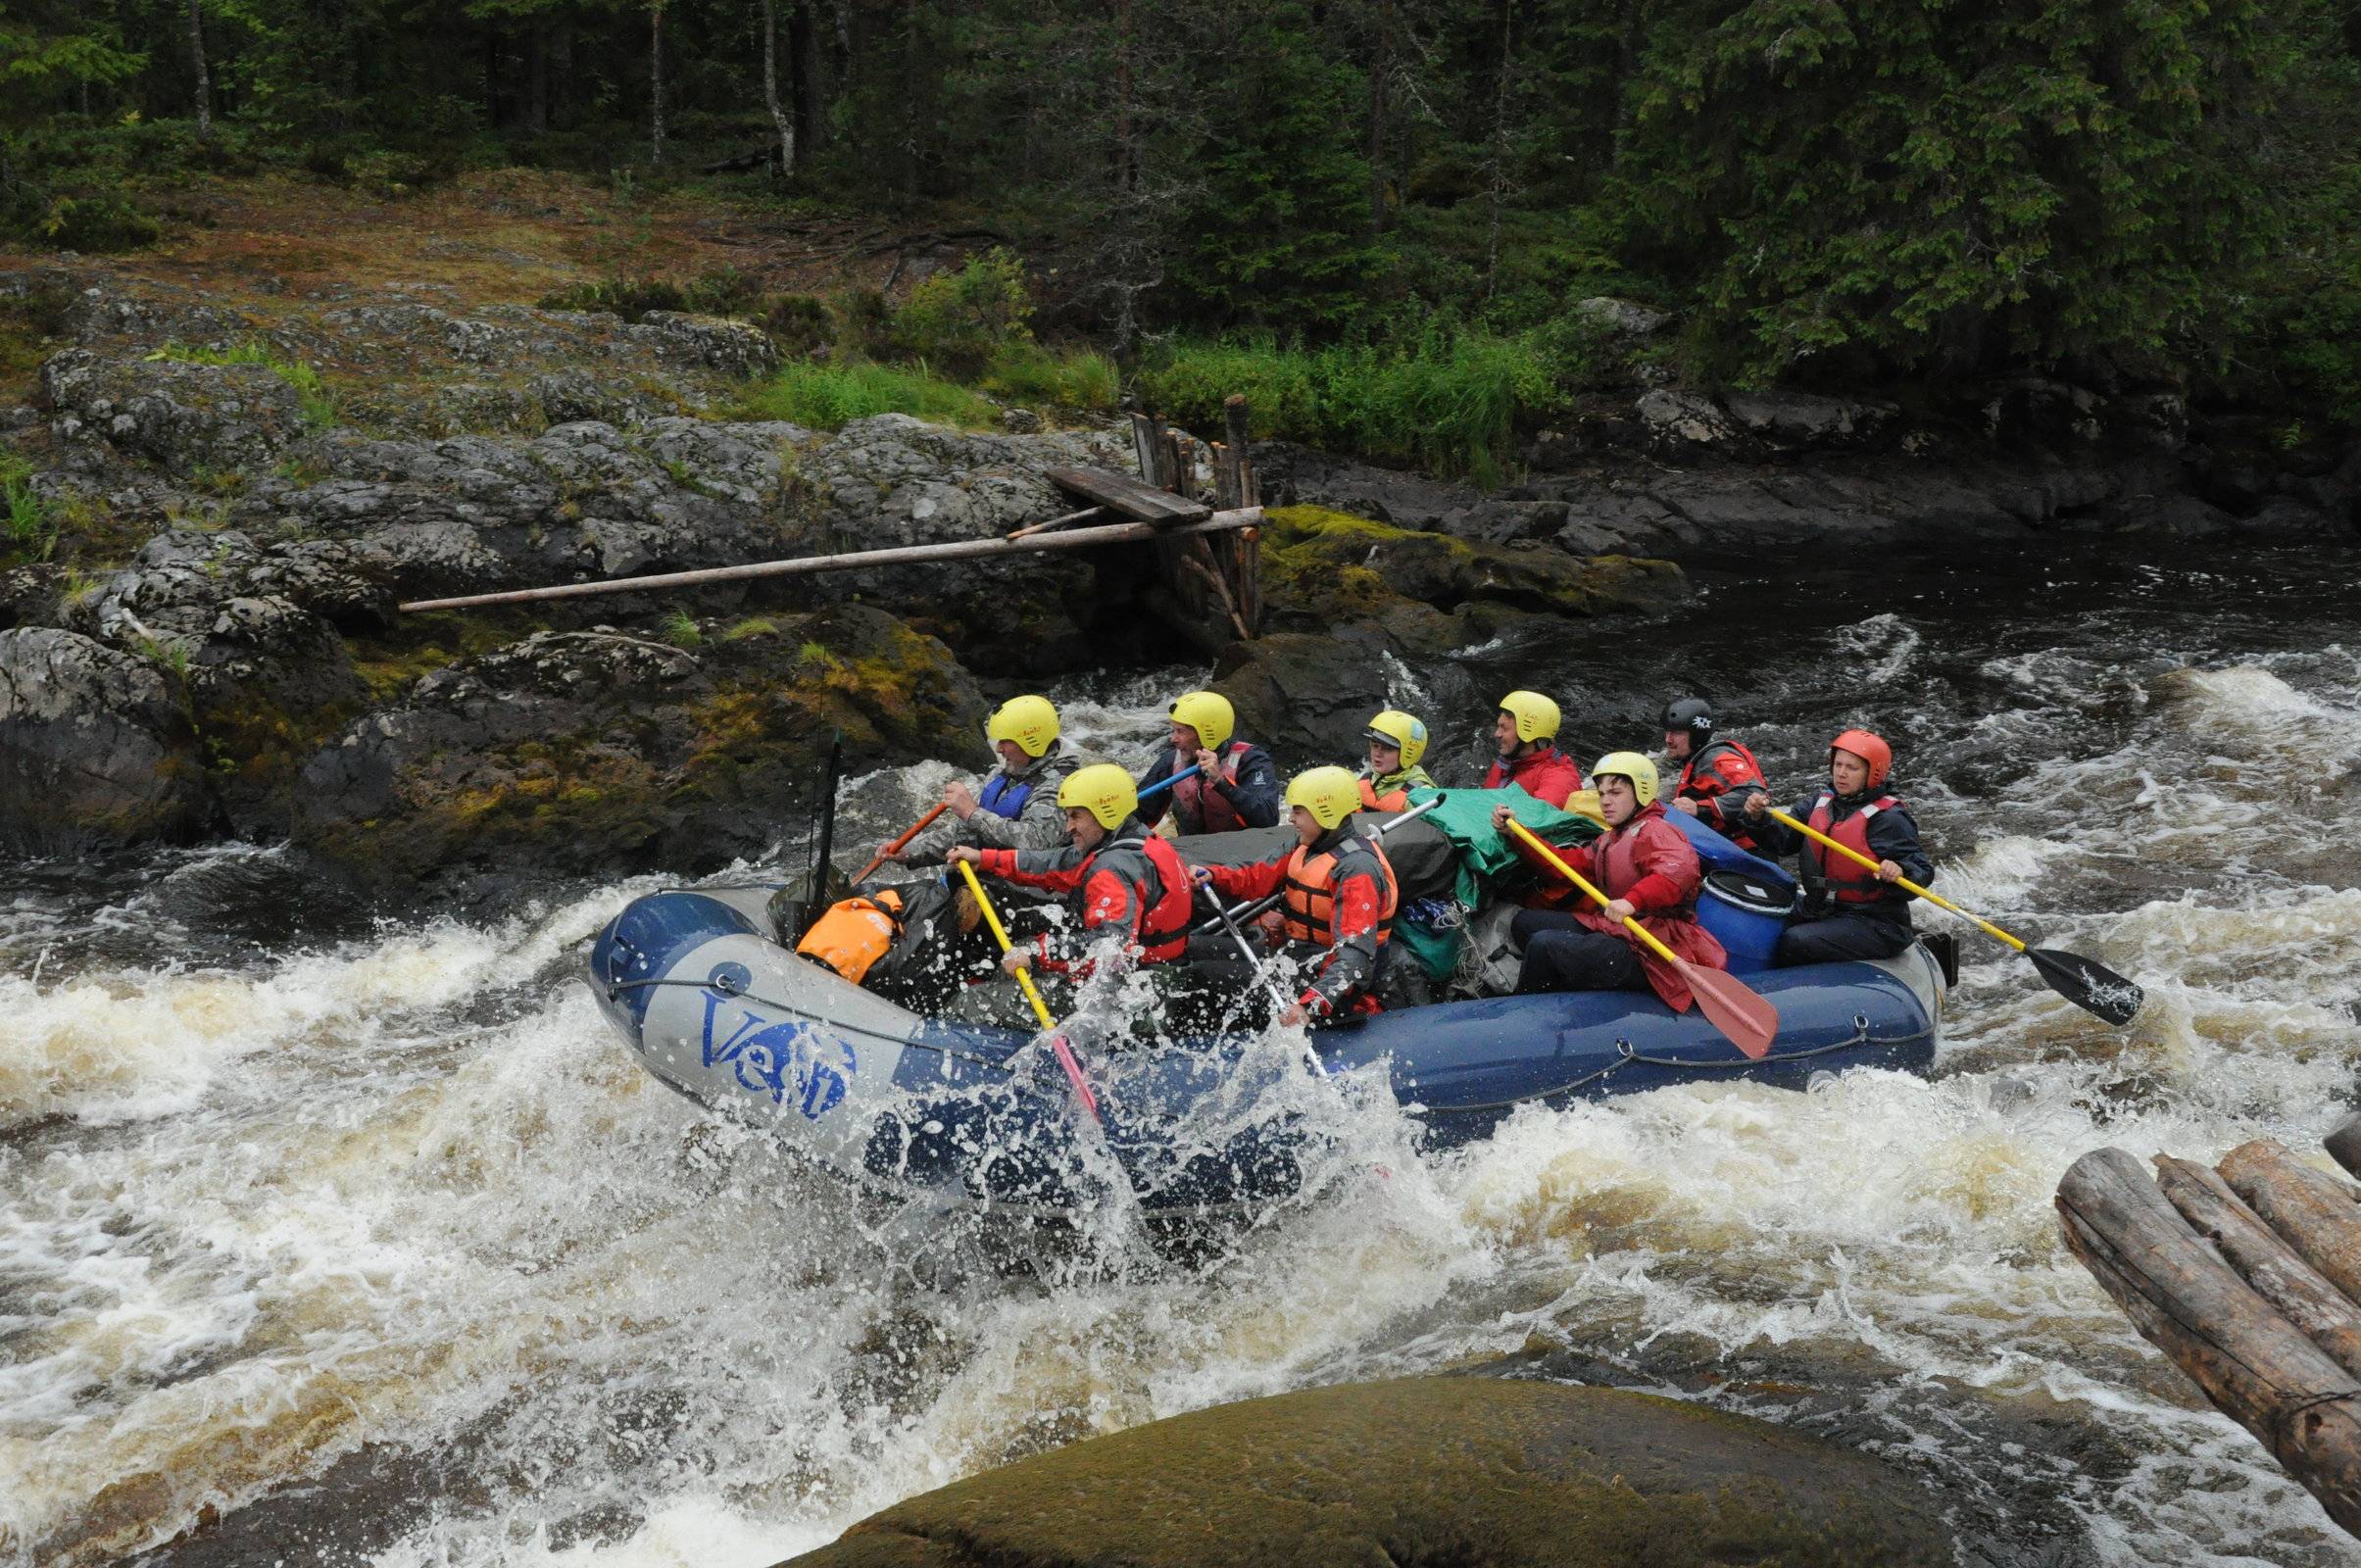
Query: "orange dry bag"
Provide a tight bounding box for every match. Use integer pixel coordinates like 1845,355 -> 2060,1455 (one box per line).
795,889 -> 906,983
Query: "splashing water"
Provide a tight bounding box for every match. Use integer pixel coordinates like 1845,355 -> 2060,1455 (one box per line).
6,543 -> 2361,1567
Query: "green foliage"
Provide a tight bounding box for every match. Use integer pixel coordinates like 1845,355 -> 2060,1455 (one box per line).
150,338 -> 336,429
720,615 -> 778,642
979,344 -> 1120,412
892,249 -> 1034,377
0,452 -> 54,564
1142,333 -> 1549,480
762,295 -> 831,357
1607,0 -> 2296,380
37,192 -> 161,251
541,268 -> 769,333
660,609 -> 703,649
733,361 -> 997,431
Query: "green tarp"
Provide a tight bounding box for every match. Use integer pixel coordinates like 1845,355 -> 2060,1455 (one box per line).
1392,786 -> 1602,982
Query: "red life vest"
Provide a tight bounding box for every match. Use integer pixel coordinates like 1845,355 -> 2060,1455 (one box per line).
1281,836 -> 1399,948
1806,789 -> 1904,907
1170,741 -> 1253,834
1675,738 -> 1763,800
1589,816 -> 1697,912
1133,833 -> 1196,962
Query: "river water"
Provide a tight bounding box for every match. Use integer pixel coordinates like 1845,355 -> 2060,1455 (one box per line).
4,538 -> 2358,1567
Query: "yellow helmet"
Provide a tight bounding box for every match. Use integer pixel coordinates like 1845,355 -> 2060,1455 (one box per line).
1058,762 -> 1139,830
1168,690 -> 1235,753
985,694 -> 1059,759
1498,690 -> 1560,745
1285,765 -> 1363,831
1364,709 -> 1428,769
1591,751 -> 1659,808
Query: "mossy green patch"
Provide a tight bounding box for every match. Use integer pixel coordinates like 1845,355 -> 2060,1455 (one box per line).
1262,504 -> 1684,620
789,1377 -> 1947,1568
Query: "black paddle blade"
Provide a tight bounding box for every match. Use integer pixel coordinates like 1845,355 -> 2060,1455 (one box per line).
2029,947 -> 2144,1026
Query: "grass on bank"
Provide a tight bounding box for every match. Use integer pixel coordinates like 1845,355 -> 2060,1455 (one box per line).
147,338 -> 337,430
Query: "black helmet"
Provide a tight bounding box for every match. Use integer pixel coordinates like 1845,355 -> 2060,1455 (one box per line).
1661,696 -> 1714,745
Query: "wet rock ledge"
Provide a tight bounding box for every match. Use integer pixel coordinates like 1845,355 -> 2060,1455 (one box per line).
779,1376 -> 1947,1568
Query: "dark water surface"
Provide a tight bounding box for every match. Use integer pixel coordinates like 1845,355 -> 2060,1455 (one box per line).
5,539 -> 2358,1567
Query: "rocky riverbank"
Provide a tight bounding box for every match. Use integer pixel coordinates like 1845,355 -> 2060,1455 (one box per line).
1,262 -> 2354,903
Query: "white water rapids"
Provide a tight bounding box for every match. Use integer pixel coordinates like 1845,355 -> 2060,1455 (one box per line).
4,543 -> 2358,1566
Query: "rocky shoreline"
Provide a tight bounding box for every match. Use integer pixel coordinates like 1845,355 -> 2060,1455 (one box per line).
2,266 -> 2355,904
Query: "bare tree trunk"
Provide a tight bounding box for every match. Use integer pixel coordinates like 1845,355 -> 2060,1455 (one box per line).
762,0 -> 797,178
650,0 -> 666,166
188,0 -> 213,140
1485,0 -> 1513,299
791,0 -> 823,154
526,22 -> 549,135
1367,0 -> 1390,237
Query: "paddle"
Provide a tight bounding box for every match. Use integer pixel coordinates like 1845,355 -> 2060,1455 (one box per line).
1196,881 -> 1328,1076
859,765 -> 1204,885
1502,816 -> 1780,1059
1762,805 -> 2144,1026
955,859 -> 1102,1120
1193,794 -> 1447,934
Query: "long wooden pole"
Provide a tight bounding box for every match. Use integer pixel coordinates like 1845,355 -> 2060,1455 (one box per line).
398,509 -> 1262,612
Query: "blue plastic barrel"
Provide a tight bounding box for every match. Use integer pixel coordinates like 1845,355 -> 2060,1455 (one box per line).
1697,868 -> 1795,973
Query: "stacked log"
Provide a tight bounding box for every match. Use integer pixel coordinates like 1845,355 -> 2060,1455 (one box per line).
2056,1114 -> 2361,1537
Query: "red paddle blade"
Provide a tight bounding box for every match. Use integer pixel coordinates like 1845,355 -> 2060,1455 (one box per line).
1681,960 -> 1780,1059
1049,1034 -> 1102,1120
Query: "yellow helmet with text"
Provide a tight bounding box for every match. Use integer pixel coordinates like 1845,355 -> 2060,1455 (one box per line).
1364,709 -> 1429,769
1590,751 -> 1660,808
1497,690 -> 1559,745
1168,690 -> 1235,753
985,694 -> 1059,759
1285,765 -> 1364,832
1058,763 -> 1140,830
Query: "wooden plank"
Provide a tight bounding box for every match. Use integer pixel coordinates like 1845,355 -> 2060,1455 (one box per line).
398,510 -> 1260,612
2055,1146 -> 2361,1536
2222,1140 -> 2361,1303
2157,1154 -> 2361,1380
1044,466 -> 1210,525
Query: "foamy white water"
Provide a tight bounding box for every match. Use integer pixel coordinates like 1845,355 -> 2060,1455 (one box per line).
5,545 -> 2360,1567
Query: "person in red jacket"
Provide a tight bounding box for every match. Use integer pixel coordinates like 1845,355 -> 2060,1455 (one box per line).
947,763 -> 1193,982
1483,689 -> 1586,808
1193,766 -> 1400,1026
1489,751 -> 1729,1009
1661,696 -> 1768,853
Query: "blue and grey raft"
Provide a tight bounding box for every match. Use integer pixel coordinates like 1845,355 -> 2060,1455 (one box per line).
588,811 -> 1946,1216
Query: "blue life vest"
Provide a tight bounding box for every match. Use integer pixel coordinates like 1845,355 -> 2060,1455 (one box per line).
978,770 -> 1033,819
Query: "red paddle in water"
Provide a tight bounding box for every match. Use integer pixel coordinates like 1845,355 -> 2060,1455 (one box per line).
1503,817 -> 1780,1059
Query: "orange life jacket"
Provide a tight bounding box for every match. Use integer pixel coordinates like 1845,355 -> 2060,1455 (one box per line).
1356,778 -> 1411,813
1281,835 -> 1399,948
795,889 -> 905,983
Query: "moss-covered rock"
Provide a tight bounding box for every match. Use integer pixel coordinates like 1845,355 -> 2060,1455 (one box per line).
781,1376 -> 1947,1568
290,601 -> 987,889
0,626 -> 214,852
1262,505 -> 1686,624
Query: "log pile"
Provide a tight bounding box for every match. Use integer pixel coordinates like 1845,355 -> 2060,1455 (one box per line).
2056,1114 -> 2361,1537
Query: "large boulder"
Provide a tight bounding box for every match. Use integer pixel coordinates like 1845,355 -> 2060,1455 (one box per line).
290,602 -> 988,890
42,348 -> 309,475
780,1376 -> 1948,1568
0,626 -> 212,851
249,416 -> 812,600
786,415 -> 1137,670
1262,506 -> 1686,624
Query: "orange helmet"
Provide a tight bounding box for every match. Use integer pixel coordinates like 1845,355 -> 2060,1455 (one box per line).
1829,728 -> 1893,791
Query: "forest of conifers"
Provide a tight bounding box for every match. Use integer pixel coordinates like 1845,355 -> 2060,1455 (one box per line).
5,0 -> 2359,426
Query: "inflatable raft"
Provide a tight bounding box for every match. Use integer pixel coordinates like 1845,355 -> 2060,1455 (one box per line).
587,814 -> 1947,1215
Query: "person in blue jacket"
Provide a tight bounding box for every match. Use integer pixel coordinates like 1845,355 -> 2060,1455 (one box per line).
1742,727 -> 1934,964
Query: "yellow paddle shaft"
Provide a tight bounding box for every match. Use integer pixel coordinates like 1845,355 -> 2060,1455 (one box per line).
957,859 -> 1058,1030
1763,806 -> 2025,953
1503,818 -> 1682,967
